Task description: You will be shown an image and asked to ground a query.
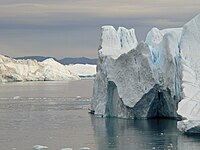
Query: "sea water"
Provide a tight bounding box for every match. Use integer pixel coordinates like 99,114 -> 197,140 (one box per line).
0,79 -> 199,150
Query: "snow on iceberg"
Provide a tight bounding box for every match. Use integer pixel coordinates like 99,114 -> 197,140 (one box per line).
99,26 -> 138,59
0,55 -> 80,82
91,13 -> 200,126
145,27 -> 182,63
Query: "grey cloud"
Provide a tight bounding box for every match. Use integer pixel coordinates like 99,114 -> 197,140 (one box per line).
0,0 -> 199,58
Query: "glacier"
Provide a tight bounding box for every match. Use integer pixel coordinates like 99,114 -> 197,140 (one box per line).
0,55 -> 80,82
91,14 -> 200,133
0,54 -> 97,82
65,64 -> 96,78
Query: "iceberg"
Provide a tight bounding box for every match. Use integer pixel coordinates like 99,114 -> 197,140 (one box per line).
92,26 -> 182,119
0,55 -> 80,82
177,14 -> 200,134
91,13 -> 200,131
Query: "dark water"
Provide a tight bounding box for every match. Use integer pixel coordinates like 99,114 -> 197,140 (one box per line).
0,79 -> 200,150
92,118 -> 200,150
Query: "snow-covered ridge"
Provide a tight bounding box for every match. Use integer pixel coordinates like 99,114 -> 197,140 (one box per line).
0,55 -> 96,82
92,13 -> 200,131
66,64 -> 96,77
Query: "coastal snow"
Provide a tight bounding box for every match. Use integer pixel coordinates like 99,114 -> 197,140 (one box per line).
0,55 -> 80,82
66,64 -> 96,77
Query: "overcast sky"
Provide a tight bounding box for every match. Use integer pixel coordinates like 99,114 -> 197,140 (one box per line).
0,0 -> 199,58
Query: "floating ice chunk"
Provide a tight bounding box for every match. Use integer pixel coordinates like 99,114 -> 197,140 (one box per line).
177,120 -> 200,134
79,147 -> 90,150
76,96 -> 81,99
33,145 -> 48,150
13,96 -> 20,99
61,148 -> 73,150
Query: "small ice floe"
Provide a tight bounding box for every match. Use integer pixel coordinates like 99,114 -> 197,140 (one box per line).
61,148 -> 73,150
167,143 -> 173,148
177,120 -> 200,134
13,96 -> 20,99
79,147 -> 90,150
76,96 -> 81,99
33,145 -> 48,150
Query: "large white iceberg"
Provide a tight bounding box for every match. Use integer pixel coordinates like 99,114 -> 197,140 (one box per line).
92,26 -> 182,119
176,14 -> 200,133
0,55 -> 80,82
91,13 -> 200,131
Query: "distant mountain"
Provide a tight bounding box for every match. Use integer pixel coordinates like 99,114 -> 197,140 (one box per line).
59,57 -> 97,65
15,56 -> 97,65
15,56 -> 58,62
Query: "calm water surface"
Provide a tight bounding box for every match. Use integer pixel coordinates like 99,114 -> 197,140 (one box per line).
0,79 -> 200,150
